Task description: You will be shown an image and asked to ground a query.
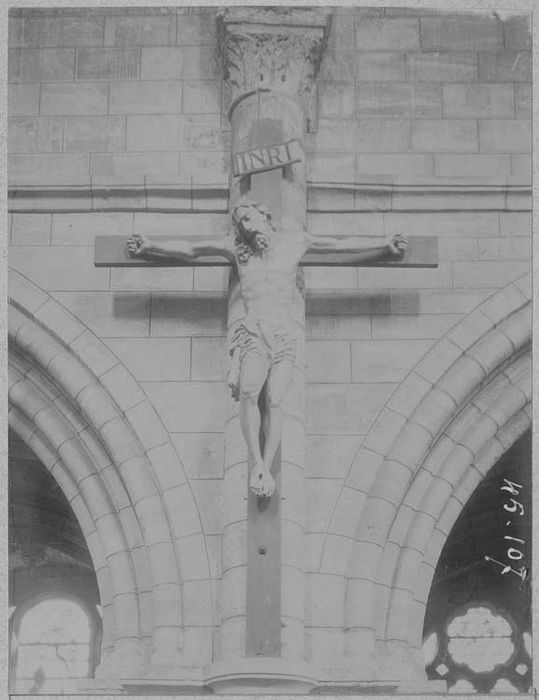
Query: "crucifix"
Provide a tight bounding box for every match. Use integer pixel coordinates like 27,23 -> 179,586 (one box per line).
95,7 -> 437,680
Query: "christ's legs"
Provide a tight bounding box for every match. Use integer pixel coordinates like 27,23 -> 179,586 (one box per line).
263,358 -> 295,478
238,352 -> 273,497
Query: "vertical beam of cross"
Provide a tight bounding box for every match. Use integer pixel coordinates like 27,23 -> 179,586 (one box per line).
244,115 -> 285,657
218,9 -> 331,670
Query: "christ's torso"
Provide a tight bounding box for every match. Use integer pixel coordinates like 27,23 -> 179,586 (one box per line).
236,232 -> 306,324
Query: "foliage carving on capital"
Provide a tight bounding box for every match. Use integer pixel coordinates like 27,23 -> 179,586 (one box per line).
218,8 -> 332,107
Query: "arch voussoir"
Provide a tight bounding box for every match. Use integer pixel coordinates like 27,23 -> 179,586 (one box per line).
9,270 -> 212,674
344,275 -> 531,664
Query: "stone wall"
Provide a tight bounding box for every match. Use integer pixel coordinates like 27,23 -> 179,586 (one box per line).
8,5 -> 532,685
8,8 -> 531,183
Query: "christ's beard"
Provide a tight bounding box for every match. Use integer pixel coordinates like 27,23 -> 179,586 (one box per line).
252,231 -> 271,252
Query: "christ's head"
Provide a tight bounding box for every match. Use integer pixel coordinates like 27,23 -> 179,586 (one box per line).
232,200 -> 275,262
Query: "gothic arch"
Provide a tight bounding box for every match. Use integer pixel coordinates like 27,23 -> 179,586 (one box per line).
8,269 -> 211,675
336,273 -> 531,676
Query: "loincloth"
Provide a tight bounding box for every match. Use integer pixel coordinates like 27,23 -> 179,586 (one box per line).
227,316 -> 302,400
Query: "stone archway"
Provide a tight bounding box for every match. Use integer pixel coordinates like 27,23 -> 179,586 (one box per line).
332,273 -> 531,682
8,269 -> 211,679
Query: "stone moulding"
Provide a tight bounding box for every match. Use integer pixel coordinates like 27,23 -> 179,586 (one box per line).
339,274 -> 532,685
8,178 -> 531,214
8,269 -> 213,678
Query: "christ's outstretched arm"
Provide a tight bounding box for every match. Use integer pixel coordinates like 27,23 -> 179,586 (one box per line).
306,233 -> 408,262
127,233 -> 236,262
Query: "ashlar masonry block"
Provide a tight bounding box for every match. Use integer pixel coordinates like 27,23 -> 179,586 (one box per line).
500,212 -> 532,237
515,84 -> 531,117
327,13 -> 355,51
110,266 -> 193,292
146,442 -> 187,491
191,338 -> 227,381
412,119 -> 478,152
150,294 -> 227,337
357,153 -> 433,177
477,236 -> 531,261
479,119 -> 531,152
177,532 -> 210,581
443,83 -> 514,118
104,15 -> 176,46
11,213 -> 51,246
164,484 -> 202,539
306,435 -> 362,480
76,48 -> 140,79
179,152 -> 228,185
10,247 -> 109,292
10,152 -> 91,186
40,82 -> 108,116
319,82 -> 355,118
503,14 -> 531,50
479,50 -> 531,82
182,80 -> 221,114
126,114 -> 224,152
406,51 -> 477,81
9,48 -> 76,81
8,83 -> 40,115
307,383 -> 395,435
438,237 -> 480,261
355,16 -> 420,50
434,154 -> 510,178
9,15 -> 104,48
452,261 -> 530,288
360,264 -> 452,290
309,117 -> 410,154
420,15 -> 503,50
182,580 -> 213,626
177,12 -> 217,46
356,52 -> 405,81
510,154 -> 531,177
141,46 -> 219,80
351,340 -> 433,383
109,80 -> 182,114
319,534 -> 354,577
369,458 -> 413,504
373,313 -> 461,342
306,340 -> 351,383
384,211 -> 499,238
329,487 -> 368,538
319,50 -> 356,82
357,82 -> 441,117
193,267 -> 229,293
190,480 -> 223,535
222,521 -> 247,571
307,154 -> 355,182
142,381 -> 228,433
306,480 -> 342,533
390,288 -> 493,315
307,574 -> 345,627
64,116 -> 125,152
90,152 -> 180,182
51,212 -> 133,246
53,291 -> 150,338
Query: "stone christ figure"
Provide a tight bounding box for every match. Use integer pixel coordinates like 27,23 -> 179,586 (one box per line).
127,200 -> 407,498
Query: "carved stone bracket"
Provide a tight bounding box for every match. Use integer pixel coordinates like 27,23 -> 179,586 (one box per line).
217,7 -> 332,127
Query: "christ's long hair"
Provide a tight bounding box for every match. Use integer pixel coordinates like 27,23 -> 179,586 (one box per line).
232,200 -> 276,264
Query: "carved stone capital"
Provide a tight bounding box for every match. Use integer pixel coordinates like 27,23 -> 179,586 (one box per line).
218,7 -> 331,116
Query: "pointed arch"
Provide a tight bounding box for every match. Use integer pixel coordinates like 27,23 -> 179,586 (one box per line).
8,269 -> 211,675
340,273 -> 531,677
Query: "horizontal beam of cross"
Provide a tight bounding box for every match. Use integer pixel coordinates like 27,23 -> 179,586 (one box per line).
95,235 -> 438,268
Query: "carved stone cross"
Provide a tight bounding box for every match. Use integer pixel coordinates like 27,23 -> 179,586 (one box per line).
94,7 -> 437,686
